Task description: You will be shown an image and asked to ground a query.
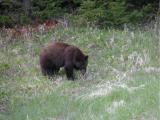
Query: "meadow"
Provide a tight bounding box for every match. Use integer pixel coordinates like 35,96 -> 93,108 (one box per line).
0,24 -> 160,120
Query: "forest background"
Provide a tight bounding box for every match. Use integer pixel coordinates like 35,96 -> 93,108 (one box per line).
0,0 -> 159,28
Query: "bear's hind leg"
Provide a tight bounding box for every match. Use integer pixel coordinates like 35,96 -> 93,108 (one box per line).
42,68 -> 54,76
41,65 -> 59,77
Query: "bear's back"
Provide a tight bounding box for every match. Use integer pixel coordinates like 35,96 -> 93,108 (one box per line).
41,42 -> 69,56
40,42 -> 74,67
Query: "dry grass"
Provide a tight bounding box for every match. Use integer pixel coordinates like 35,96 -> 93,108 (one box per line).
0,22 -> 159,120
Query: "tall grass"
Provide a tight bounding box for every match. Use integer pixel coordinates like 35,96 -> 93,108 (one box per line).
0,22 -> 159,120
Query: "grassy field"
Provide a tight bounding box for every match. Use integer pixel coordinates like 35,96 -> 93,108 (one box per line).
0,25 -> 160,120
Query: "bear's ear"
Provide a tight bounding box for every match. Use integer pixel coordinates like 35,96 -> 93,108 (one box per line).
85,55 -> 88,60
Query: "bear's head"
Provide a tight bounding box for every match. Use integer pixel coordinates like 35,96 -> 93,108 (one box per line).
74,55 -> 88,75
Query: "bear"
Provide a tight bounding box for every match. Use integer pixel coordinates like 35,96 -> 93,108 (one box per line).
39,42 -> 88,80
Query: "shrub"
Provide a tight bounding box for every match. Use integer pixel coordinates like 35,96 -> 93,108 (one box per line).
0,16 -> 15,28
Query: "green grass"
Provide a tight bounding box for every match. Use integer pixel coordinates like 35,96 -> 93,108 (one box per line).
0,25 -> 159,120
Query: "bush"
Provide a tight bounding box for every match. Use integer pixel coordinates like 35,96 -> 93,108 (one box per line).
20,15 -> 30,25
0,16 -> 15,28
78,0 -> 106,25
0,0 -> 158,27
70,0 -> 158,28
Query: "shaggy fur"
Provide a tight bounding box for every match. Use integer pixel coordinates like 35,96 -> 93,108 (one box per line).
40,42 -> 88,80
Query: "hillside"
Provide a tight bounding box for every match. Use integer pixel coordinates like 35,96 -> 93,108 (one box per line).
0,25 -> 160,120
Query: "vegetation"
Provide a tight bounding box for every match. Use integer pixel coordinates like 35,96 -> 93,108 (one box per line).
0,22 -> 159,119
0,0 -> 159,119
0,0 -> 159,27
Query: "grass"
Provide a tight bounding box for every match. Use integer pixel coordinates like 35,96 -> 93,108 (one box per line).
0,25 -> 160,120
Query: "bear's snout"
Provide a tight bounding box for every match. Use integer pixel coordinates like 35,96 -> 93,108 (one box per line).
81,69 -> 86,75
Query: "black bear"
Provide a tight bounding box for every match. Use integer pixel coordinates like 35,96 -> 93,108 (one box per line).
39,42 -> 88,80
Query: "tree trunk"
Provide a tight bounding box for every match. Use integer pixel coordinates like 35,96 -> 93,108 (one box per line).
22,0 -> 32,17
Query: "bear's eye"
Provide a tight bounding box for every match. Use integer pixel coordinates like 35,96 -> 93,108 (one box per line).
79,62 -> 85,67
79,62 -> 83,66
76,58 -> 82,62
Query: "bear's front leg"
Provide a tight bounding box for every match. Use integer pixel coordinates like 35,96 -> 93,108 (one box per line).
64,66 -> 74,80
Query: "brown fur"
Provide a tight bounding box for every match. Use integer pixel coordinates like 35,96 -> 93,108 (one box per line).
40,42 -> 88,80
